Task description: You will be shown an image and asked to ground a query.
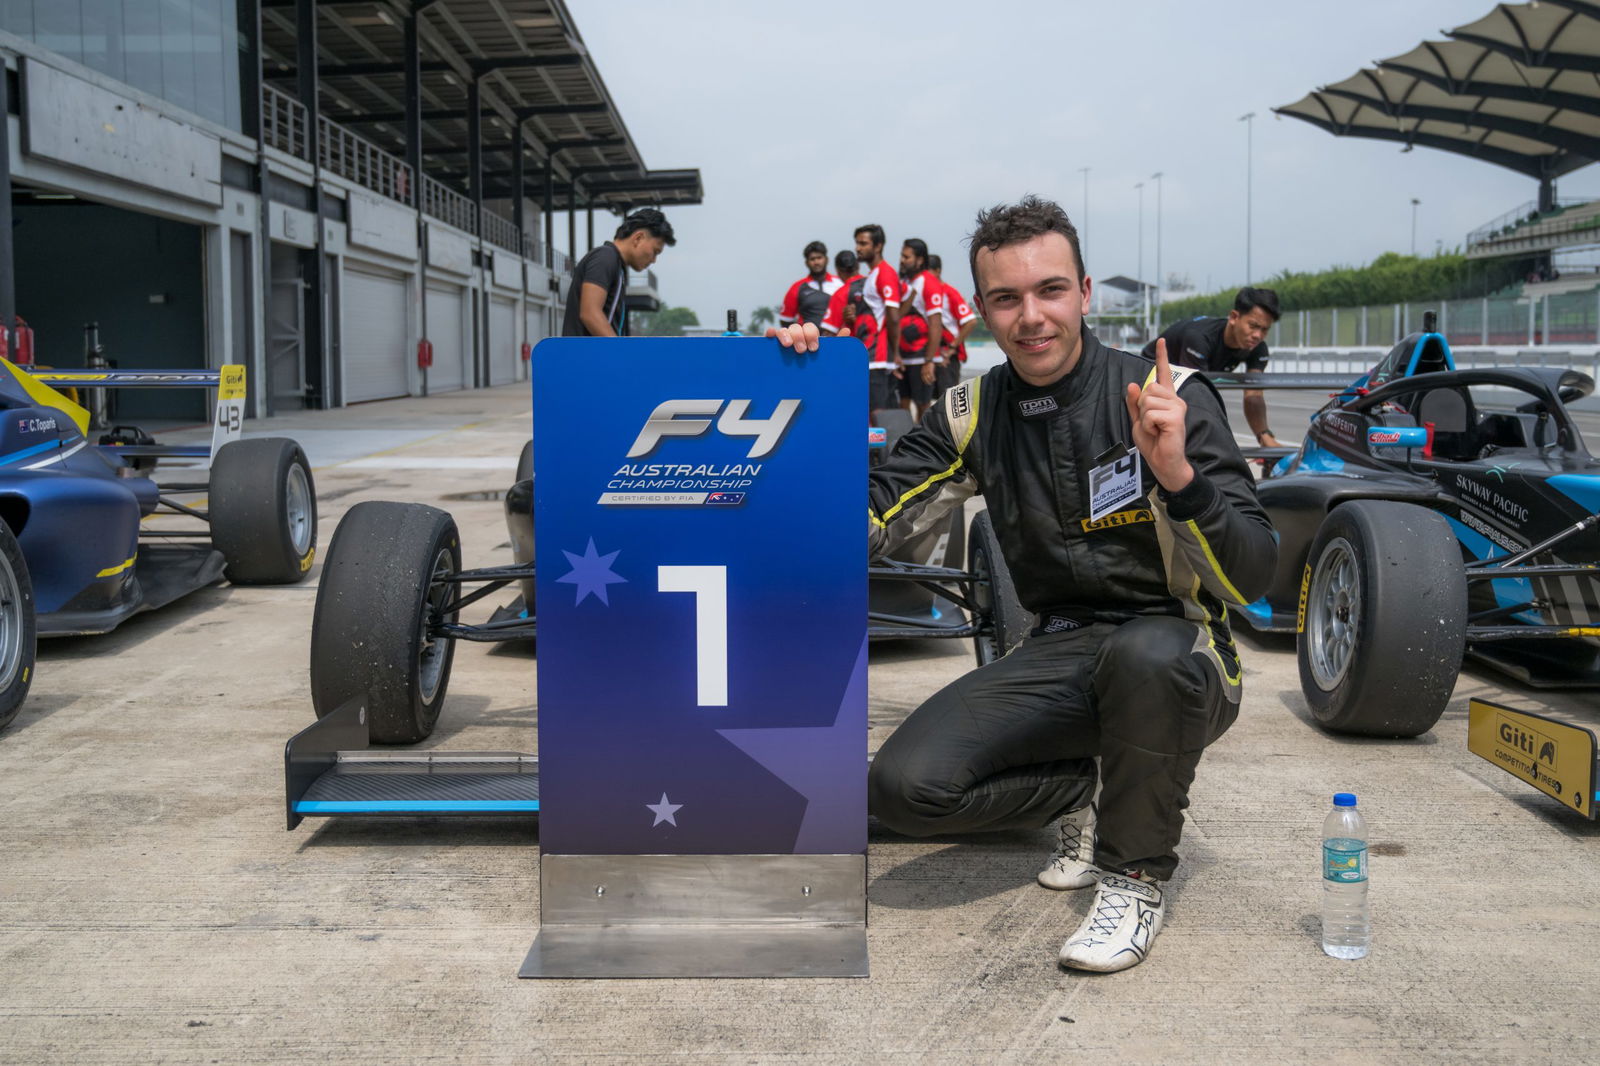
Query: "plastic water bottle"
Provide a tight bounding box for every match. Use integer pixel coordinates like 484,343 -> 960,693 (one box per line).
1321,792 -> 1370,959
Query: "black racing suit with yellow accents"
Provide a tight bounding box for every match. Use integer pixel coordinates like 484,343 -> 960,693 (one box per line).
866,330 -> 1277,879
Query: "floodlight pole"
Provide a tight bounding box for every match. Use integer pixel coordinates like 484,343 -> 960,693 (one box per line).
1240,112 -> 1255,285
1411,198 -> 1421,256
1135,181 -> 1146,339
1078,166 -> 1091,268
1151,171 -> 1163,333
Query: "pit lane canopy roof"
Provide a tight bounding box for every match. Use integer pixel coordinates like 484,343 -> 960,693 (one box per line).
1274,0 -> 1600,184
259,0 -> 701,209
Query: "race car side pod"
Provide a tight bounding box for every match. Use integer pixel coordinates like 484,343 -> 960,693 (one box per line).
1467,511 -> 1600,572
1461,513 -> 1600,645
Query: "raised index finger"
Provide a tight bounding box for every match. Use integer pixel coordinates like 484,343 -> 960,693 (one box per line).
1155,337 -> 1173,388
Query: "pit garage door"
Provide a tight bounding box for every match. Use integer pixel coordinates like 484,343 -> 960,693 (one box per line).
489,294 -> 517,386
425,281 -> 466,393
343,265 -> 410,403
526,300 -> 551,359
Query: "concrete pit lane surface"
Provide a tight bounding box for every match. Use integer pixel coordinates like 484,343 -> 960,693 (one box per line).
0,381 -> 1597,1064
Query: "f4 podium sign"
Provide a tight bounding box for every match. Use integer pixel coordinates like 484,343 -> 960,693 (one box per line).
521,337 -> 867,979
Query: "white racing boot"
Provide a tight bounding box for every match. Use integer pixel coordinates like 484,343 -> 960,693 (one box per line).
1057,872 -> 1165,973
1037,804 -> 1099,890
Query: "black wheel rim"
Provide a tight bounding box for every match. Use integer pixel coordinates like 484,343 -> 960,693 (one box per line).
418,547 -> 455,703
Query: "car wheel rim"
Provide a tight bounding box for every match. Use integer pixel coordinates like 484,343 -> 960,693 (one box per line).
1307,537 -> 1359,691
418,547 -> 456,704
284,462 -> 313,555
0,550 -> 21,691
972,545 -> 999,664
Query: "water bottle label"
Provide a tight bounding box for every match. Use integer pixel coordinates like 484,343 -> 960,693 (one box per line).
1323,839 -> 1367,882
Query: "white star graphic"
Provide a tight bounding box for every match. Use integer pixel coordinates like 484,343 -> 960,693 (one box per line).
645,793 -> 683,827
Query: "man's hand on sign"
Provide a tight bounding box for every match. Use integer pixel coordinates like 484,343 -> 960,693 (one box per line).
767,322 -> 820,354
1125,338 -> 1194,493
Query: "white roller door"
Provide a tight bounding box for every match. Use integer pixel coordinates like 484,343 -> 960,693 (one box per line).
526,300 -> 551,357
489,295 -> 517,386
342,265 -> 409,403
425,281 -> 466,393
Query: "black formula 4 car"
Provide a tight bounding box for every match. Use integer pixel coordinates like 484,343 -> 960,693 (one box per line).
1223,318 -> 1600,742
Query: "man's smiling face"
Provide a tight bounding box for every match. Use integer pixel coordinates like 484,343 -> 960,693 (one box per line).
973,232 -> 1092,387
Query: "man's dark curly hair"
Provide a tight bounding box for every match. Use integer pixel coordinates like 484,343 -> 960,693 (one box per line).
967,195 -> 1085,292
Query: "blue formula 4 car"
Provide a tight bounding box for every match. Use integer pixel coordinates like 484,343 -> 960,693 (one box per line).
1219,316 -> 1600,741
0,359 -> 317,732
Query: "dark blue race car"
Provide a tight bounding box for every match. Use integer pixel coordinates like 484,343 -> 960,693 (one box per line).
1217,319 -> 1600,740
0,359 -> 318,732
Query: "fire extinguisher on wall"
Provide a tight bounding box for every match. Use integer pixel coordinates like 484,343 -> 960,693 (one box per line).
417,338 -> 434,368
521,341 -> 532,362
0,316 -> 35,365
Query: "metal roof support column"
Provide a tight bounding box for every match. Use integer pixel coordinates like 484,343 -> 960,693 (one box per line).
467,78 -> 483,213
511,125 -> 525,238
296,0 -> 330,407
242,0 -> 271,417
587,204 -> 594,251
568,192 -> 577,264
543,167 -> 555,270
1539,175 -> 1556,213
404,6 -> 427,397
0,57 -> 14,353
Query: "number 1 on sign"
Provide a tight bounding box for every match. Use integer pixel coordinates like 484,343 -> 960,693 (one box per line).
658,565 -> 728,706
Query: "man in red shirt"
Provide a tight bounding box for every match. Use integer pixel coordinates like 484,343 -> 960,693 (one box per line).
897,238 -> 944,420
823,225 -> 901,418
778,240 -> 843,329
929,254 -> 979,396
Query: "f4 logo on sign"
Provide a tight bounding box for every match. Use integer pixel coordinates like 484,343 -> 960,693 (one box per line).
627,399 -> 802,459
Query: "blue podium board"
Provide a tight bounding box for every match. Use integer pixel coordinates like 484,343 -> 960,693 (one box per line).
521,337 -> 868,978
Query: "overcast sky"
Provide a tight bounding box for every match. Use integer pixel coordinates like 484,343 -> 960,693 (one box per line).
575,0 -> 1570,325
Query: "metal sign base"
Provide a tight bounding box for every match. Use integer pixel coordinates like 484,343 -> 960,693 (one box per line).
519,854 -> 867,979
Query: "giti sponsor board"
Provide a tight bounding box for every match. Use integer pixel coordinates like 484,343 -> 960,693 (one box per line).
1467,699 -> 1597,817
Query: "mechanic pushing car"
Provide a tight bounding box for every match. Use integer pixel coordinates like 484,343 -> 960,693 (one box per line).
771,195 -> 1276,972
1142,287 -> 1283,448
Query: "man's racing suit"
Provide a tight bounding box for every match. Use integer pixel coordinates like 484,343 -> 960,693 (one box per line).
866,331 -> 1277,878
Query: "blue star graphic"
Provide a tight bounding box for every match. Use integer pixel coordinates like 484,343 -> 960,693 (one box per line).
646,793 -> 683,827
556,537 -> 627,605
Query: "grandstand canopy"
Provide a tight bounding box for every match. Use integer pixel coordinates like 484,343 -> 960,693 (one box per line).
1275,0 -> 1600,209
259,0 -> 701,210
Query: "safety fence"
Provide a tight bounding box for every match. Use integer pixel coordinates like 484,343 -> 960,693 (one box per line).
1269,291 -> 1600,351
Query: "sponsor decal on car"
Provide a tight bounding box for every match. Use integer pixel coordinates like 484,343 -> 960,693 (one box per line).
1468,699 -> 1596,815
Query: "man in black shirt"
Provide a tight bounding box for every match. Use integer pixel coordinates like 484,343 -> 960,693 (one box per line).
1142,287 -> 1281,447
561,208 -> 677,337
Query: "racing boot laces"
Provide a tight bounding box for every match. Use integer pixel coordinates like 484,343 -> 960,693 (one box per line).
1038,803 -> 1100,890
1058,871 -> 1165,973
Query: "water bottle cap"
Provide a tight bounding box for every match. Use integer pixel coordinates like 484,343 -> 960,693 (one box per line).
1333,792 -> 1357,807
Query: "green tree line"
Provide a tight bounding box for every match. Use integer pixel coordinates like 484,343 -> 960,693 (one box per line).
1160,251 -> 1525,321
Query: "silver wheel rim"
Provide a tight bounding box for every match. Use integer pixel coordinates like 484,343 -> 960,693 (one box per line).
1307,537 -> 1359,691
284,462 -> 313,555
417,546 -> 455,704
0,549 -> 21,691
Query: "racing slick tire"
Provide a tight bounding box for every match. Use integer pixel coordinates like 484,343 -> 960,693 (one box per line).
1297,500 -> 1467,738
310,502 -> 461,744
515,439 -> 533,485
0,522 -> 36,733
209,438 -> 318,584
969,509 -> 1030,667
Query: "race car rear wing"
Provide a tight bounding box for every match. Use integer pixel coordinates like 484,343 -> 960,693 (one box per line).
21,363 -> 247,460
